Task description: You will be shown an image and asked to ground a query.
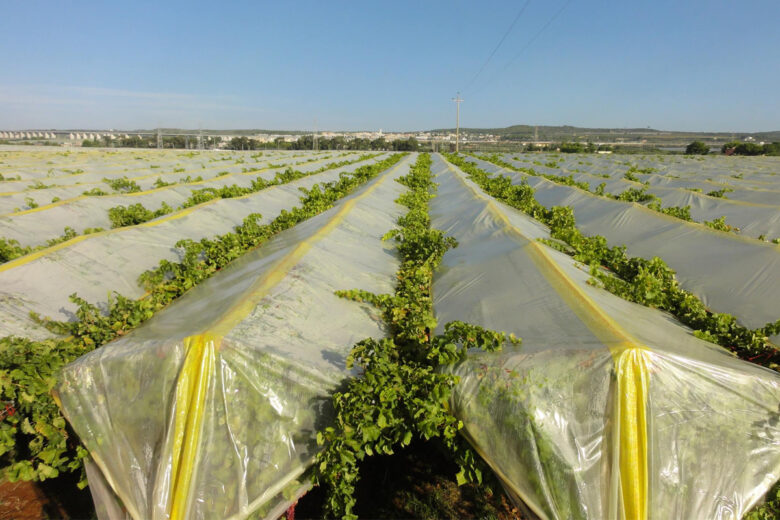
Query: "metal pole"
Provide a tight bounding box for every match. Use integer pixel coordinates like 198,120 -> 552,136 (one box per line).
452,93 -> 463,153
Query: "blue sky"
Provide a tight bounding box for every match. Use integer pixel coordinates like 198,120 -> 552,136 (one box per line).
1,0 -> 778,132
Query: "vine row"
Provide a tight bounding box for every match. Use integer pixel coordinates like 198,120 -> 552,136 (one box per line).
444,153 -> 780,367
0,153 -> 405,487
314,153 -> 518,519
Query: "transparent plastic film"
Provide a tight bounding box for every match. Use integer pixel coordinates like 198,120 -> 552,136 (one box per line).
55,155 -> 412,519
432,155 -> 780,520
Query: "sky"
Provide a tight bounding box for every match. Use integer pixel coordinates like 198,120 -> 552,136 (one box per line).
1,0 -> 778,132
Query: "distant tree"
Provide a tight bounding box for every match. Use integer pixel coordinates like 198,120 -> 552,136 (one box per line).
686,141 -> 710,155
739,142 -> 766,155
350,138 -> 371,150
392,137 -> 419,151
722,141 -> 765,155
559,142 -> 585,153
764,142 -> 780,156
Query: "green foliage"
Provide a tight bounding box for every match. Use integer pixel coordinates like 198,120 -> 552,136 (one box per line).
704,216 -> 739,233
0,153 -> 406,489
45,227 -> 78,247
474,154 -> 707,229
24,197 -> 38,209
0,227 -> 86,264
559,142 -> 585,153
107,202 -> 173,228
647,202 -> 692,221
0,238 -> 33,263
102,176 -> 141,193
612,186 -> 657,203
179,155 -> 377,209
316,153 -> 517,519
152,177 -> 174,188
685,141 -> 710,155
706,188 -> 733,198
722,141 -> 770,155
82,187 -> 108,196
444,153 -> 780,370
746,482 -> 780,519
623,170 -> 640,182
0,336 -> 90,487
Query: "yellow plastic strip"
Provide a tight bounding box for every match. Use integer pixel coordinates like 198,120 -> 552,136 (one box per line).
444,157 -> 649,519
208,157 -> 406,337
0,155 -> 373,273
0,198 -> 217,273
165,156 -> 404,518
489,161 -> 780,250
169,333 -> 218,520
615,347 -> 649,520
0,153 -> 347,217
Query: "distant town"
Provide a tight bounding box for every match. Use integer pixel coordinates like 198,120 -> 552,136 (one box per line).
1,126 -> 778,153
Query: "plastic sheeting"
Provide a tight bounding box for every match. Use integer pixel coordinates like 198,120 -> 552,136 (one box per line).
431,155 -> 780,519
54,154 -> 412,520
469,156 -> 780,337
0,152 -> 339,216
0,153 -> 366,247
501,152 -> 780,198
498,154 -> 780,240
0,149 -> 300,185
0,154 -> 389,339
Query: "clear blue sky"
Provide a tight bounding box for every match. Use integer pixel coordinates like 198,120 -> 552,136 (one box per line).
1,0 -> 778,132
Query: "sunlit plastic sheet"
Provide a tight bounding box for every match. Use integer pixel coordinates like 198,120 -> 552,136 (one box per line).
432,155 -> 780,519
500,152 -> 780,206
0,153 -> 366,247
469,156 -> 780,339
0,151 -> 342,218
496,154 -> 780,240
0,154 -> 389,340
54,155 -> 412,520
0,149 -> 297,187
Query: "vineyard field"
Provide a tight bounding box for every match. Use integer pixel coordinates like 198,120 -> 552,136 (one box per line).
1,148 -> 779,520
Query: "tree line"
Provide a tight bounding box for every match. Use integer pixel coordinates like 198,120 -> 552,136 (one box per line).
686,140 -> 780,156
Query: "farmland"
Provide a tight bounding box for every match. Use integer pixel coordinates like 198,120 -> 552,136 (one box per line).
1,147 -> 780,519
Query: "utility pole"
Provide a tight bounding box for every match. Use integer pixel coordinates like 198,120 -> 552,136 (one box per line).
313,119 -> 318,151
452,93 -> 463,153
156,128 -> 162,149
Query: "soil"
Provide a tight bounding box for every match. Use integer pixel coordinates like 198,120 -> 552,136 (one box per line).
0,473 -> 94,520
294,440 -> 529,519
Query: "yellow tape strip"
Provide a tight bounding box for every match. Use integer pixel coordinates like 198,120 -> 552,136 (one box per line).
163,156 -> 404,518
0,153 -> 346,217
208,156 -> 405,338
169,333 -> 218,520
0,198 -> 216,273
0,155 -> 373,273
488,160 -> 780,250
444,157 -> 649,520
615,348 -> 649,520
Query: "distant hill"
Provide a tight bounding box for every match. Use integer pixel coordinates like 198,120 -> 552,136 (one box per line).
428,125 -> 780,144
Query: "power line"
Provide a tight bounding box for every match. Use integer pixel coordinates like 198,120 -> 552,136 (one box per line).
462,0 -> 532,94
470,0 -> 574,97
